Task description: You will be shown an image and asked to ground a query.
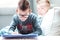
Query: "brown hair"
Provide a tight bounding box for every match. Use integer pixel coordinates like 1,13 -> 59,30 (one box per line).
18,0 -> 30,11
37,0 -> 50,5
37,0 -> 40,3
45,1 -> 50,5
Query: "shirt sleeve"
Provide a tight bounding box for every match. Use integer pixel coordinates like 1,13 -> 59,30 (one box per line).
9,15 -> 17,33
30,15 -> 42,36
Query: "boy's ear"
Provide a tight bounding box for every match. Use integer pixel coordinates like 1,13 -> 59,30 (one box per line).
16,8 -> 18,13
29,9 -> 32,12
29,9 -> 32,14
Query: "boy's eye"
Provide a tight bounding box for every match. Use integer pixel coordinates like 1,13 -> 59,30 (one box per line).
19,14 -> 27,16
21,15 -> 26,16
18,14 -> 29,17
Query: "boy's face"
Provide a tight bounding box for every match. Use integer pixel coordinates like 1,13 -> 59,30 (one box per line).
37,2 -> 50,16
16,8 -> 30,21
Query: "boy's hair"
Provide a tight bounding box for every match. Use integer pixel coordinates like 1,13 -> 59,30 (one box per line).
45,1 -> 50,5
18,0 -> 30,11
37,0 -> 40,3
37,0 -> 50,5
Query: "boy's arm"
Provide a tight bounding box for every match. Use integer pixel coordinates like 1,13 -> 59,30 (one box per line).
9,16 -> 17,33
31,16 -> 42,36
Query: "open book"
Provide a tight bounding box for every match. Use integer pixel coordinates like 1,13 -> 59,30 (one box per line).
2,34 -> 38,39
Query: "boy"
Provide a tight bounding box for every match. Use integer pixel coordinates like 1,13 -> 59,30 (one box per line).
37,0 -> 55,35
9,0 -> 42,36
36,0 -> 50,26
37,0 -> 50,17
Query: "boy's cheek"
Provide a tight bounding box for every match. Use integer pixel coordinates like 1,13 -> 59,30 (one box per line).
37,9 -> 47,16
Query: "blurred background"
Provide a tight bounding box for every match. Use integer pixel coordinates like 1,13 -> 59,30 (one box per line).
0,0 -> 59,29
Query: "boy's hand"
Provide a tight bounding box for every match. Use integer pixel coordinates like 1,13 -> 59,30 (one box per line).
11,32 -> 19,35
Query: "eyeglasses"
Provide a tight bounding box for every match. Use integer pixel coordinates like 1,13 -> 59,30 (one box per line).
18,13 -> 29,18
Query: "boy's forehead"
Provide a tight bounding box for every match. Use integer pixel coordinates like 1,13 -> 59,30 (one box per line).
40,3 -> 49,5
38,2 -> 49,7
18,8 -> 29,12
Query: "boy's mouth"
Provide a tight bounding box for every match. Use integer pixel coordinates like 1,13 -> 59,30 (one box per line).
20,17 -> 28,21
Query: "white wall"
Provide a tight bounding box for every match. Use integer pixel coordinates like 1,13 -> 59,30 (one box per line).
0,0 -> 19,8
54,0 -> 60,7
50,0 -> 60,7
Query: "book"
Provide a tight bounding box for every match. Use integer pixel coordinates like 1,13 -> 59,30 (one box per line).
2,34 -> 38,39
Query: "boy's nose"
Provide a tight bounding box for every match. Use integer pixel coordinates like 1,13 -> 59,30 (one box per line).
21,15 -> 25,17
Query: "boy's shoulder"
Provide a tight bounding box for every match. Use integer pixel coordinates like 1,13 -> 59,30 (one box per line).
30,13 -> 37,18
12,14 -> 19,20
